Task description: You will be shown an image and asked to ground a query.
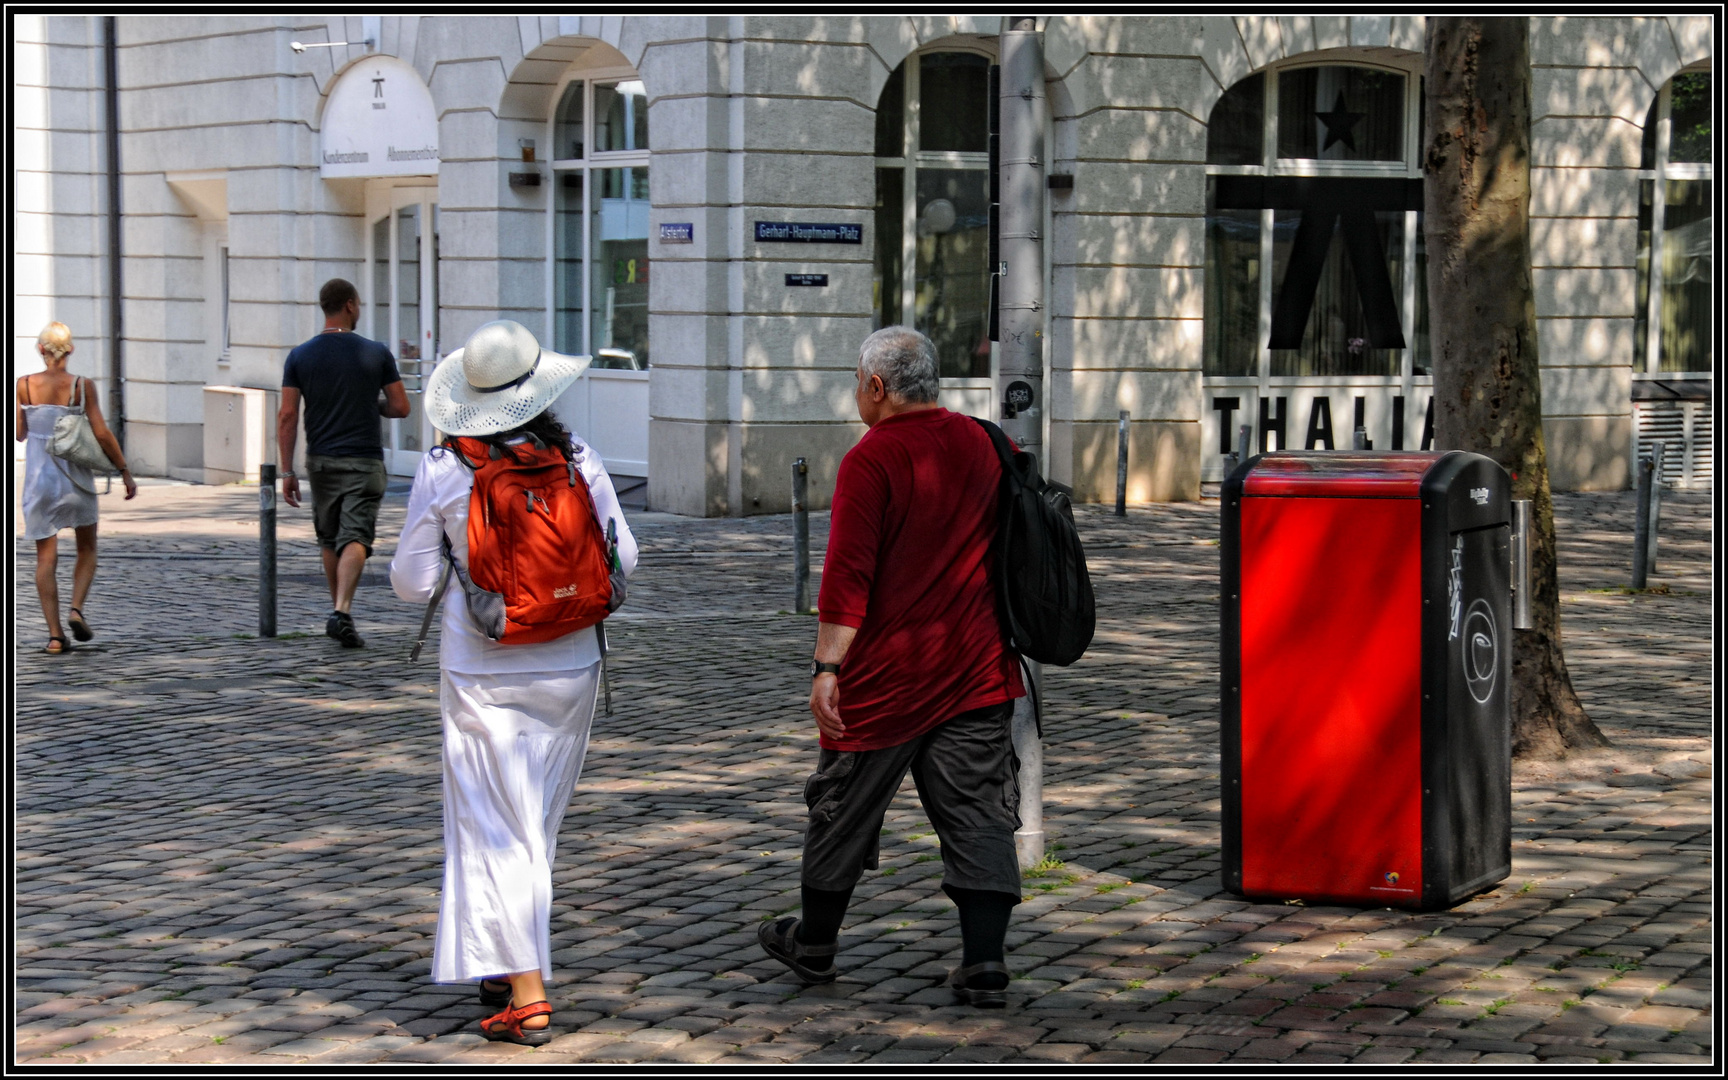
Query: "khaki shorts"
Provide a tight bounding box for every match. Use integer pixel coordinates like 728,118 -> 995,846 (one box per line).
307,455 -> 387,554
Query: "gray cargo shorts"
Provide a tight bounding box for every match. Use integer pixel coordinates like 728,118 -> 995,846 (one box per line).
307,454 -> 387,555
801,700 -> 1023,900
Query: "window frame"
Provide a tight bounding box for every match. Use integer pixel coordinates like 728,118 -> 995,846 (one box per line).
1636,67 -> 1713,378
544,66 -> 652,360
1204,57 -> 1426,396
218,243 -> 231,362
874,45 -> 997,388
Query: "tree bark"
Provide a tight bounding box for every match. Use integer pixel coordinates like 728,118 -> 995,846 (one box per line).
1422,17 -> 1610,759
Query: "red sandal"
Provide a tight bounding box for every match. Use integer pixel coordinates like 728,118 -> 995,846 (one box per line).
479,999 -> 554,1046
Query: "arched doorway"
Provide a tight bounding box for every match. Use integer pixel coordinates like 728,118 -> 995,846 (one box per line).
321,54 -> 441,476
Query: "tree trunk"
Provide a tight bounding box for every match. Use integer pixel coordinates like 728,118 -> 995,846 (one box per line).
1422,17 -> 1610,760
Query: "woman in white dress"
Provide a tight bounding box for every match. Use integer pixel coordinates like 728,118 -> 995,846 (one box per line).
15,322 -> 137,654
391,321 -> 637,1045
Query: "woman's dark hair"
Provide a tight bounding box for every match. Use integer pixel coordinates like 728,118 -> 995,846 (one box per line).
442,409 -> 577,467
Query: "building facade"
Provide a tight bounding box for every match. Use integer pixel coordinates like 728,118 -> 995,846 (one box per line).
14,15 -> 1715,511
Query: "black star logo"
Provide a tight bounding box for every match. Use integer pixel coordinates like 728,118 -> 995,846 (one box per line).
1314,90 -> 1366,152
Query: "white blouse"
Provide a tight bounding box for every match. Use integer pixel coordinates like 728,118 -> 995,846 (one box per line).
390,435 -> 639,674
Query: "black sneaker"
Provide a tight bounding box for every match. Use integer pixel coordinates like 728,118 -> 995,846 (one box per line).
331,611 -> 365,649
326,611 -> 344,641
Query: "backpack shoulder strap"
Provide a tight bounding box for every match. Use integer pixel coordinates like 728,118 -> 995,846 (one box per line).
970,415 -> 1017,470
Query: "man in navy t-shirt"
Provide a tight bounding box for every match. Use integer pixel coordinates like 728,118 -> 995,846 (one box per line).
276,278 -> 410,648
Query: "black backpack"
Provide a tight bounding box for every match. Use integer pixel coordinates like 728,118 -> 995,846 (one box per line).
972,417 -> 1096,668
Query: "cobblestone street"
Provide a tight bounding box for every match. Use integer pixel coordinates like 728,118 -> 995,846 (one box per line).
12,470 -> 1714,1066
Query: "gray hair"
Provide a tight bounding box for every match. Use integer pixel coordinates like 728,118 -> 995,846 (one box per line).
859,326 -> 939,403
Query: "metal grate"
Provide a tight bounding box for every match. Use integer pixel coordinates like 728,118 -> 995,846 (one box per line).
1634,399 -> 1714,489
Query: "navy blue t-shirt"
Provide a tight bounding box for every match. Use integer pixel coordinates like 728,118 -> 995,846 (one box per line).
281,331 -> 402,459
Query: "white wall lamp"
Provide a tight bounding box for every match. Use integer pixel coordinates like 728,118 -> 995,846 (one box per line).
291,38 -> 375,52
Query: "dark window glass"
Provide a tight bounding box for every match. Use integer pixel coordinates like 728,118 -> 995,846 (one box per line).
594,81 -> 648,152
1277,66 -> 1404,162
591,166 -> 650,368
554,172 -> 583,354
1635,179 -> 1653,361
1668,71 -> 1712,164
556,81 -> 584,160
875,63 -> 905,157
1202,181 -> 1261,376
1641,92 -> 1660,170
1207,73 -> 1264,166
1412,211 -> 1430,376
372,217 -> 389,341
874,167 -> 904,328
913,167 -> 991,377
1268,208 -> 1404,377
919,52 -> 989,153
1659,179 -> 1712,372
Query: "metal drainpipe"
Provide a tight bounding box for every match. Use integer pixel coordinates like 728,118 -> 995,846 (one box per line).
104,16 -> 125,448
999,14 -> 1046,871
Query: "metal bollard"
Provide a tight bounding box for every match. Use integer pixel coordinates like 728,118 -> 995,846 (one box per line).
1353,426 -> 1368,451
1645,441 -> 1666,578
1115,410 -> 1129,516
259,463 -> 278,638
1511,499 -> 1532,629
1631,451 -> 1653,590
792,457 -> 810,615
1226,423 -> 1251,476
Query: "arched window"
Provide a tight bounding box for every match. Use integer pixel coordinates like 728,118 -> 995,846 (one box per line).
1636,67 -> 1712,374
548,71 -> 650,368
873,50 -> 993,379
1203,61 -> 1428,382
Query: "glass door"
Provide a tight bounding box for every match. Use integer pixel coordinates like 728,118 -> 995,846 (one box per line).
368,189 -> 438,476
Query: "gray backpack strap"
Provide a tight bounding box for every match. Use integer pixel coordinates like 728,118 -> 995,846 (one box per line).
596,621 -> 613,717
409,541 -> 455,662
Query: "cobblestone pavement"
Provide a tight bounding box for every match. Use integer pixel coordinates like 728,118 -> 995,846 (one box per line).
12,466 -> 1714,1066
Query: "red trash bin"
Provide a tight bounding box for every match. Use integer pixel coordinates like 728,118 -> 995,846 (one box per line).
1220,450 -> 1512,911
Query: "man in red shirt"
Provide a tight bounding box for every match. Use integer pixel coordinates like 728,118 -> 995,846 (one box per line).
758,326 -> 1026,1007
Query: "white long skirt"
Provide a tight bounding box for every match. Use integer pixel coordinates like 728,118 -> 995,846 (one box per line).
431,663 -> 599,983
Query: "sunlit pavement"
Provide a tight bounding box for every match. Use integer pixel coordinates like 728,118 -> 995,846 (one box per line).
13,470 -> 1712,1065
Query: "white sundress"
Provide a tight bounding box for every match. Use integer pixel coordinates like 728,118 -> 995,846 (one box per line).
21,397 -> 99,541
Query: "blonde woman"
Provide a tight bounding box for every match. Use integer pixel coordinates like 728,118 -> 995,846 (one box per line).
16,323 -> 137,653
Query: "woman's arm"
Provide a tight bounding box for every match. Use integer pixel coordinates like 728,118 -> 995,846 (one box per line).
78,377 -> 137,499
390,451 -> 453,603
15,377 -> 27,443
580,445 -> 639,578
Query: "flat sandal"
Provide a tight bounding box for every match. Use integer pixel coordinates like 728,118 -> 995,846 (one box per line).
479,999 -> 554,1046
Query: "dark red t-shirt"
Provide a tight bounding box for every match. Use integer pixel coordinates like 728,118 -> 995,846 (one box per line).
818,407 -> 1024,752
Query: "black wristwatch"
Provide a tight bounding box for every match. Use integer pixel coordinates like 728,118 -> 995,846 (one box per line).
810,660 -> 841,679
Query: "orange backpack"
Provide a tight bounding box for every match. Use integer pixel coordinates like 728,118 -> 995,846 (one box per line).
438,435 -> 615,646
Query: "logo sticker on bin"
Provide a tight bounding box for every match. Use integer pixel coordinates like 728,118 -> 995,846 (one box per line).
1370,869 -> 1414,894
1463,599 -> 1499,704
1470,486 -> 1491,506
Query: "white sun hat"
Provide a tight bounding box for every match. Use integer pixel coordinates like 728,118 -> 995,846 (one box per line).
423,320 -> 591,437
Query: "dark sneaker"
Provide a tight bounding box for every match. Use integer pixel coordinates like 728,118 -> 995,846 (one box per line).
332,611 -> 365,649
757,916 -> 838,984
326,611 -> 344,641
949,961 -> 1009,1007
